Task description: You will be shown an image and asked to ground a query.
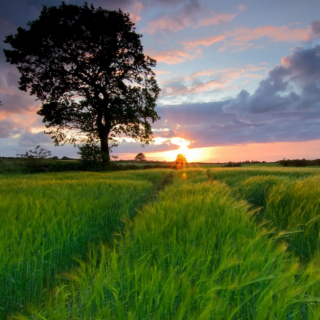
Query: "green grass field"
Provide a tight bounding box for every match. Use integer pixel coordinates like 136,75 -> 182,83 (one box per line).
2,166 -> 320,319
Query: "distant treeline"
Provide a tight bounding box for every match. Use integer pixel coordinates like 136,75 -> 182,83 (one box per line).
222,162 -> 242,167
278,159 -> 320,167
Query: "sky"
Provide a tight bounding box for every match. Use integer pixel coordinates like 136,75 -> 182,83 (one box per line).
1,0 -> 320,162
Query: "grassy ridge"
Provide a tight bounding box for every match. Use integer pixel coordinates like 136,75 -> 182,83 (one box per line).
17,169 -> 320,319
0,170 -> 170,318
208,167 -> 320,261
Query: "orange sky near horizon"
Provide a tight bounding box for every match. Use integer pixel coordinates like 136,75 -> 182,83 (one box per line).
140,139 -> 320,163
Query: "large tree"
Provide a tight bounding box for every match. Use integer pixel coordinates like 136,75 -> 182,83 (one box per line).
4,2 -> 160,165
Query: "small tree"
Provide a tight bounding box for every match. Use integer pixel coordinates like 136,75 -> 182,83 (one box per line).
135,153 -> 146,162
175,154 -> 187,170
175,154 -> 187,165
18,145 -> 52,159
18,145 -> 52,170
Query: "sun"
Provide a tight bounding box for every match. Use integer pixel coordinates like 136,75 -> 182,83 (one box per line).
178,145 -> 197,162
170,138 -> 199,162
146,137 -> 209,162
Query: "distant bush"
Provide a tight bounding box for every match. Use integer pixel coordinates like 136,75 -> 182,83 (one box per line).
17,145 -> 52,171
61,156 -> 70,160
222,162 -> 242,167
279,159 -> 320,167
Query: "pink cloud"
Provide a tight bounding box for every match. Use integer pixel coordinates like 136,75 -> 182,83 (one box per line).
181,35 -> 226,49
160,65 -> 266,96
281,56 -> 291,68
230,25 -> 312,43
143,14 -> 191,34
150,50 -> 197,65
142,7 -> 241,34
237,4 -> 247,12
219,46 -> 228,52
198,13 -> 237,27
129,2 -> 144,24
154,70 -> 172,76
176,24 -> 312,54
187,68 -> 216,79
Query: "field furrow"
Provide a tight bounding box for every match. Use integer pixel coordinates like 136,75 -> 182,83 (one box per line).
208,167 -> 320,262
15,168 -> 320,320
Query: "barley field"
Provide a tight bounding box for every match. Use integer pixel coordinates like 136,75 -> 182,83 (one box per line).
2,166 -> 320,319
0,170 -> 172,318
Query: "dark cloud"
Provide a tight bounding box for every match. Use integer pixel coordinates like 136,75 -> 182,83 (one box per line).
0,119 -> 20,138
311,20 -> 320,36
224,45 -> 320,116
18,131 -> 52,147
5,71 -> 19,87
0,92 -> 40,115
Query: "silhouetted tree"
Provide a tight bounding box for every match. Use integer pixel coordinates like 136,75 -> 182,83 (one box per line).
4,3 -> 160,166
135,152 -> 146,162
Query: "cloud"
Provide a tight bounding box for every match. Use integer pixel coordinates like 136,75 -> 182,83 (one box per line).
129,2 -> 144,24
115,139 -> 175,153
149,49 -> 197,64
153,46 -> 320,148
154,70 -> 172,76
177,22 -> 317,53
0,93 -> 40,118
142,0 -> 201,34
154,99 -> 320,150
224,45 -> 320,116
0,119 -> 21,138
142,0 -> 241,34
229,25 -> 312,44
198,13 -> 237,27
160,65 -> 266,97
311,20 -> 320,36
18,131 -> 52,147
181,35 -> 226,50
237,4 -> 246,12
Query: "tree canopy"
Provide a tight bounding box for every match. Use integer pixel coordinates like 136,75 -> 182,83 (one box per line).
135,152 -> 146,162
4,2 -> 160,165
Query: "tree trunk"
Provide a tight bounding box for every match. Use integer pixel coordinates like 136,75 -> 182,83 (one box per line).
100,135 -> 110,167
